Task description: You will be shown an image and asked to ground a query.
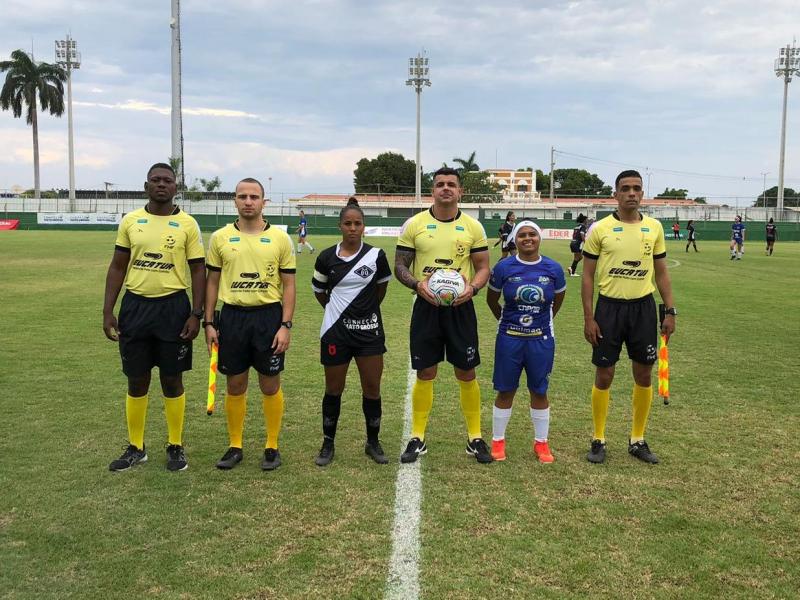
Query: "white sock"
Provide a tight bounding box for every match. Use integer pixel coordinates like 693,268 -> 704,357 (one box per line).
297,244 -> 303,253
530,407 -> 550,442
492,406 -> 512,441
307,242 -> 315,251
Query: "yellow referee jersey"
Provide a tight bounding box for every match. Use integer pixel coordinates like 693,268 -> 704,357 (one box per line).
396,208 -> 488,281
115,207 -> 205,298
582,212 -> 666,300
206,221 -> 296,306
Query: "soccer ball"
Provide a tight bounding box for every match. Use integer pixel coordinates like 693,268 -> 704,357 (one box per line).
428,269 -> 466,306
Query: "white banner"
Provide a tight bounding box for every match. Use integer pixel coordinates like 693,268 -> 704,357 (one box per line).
364,226 -> 402,237
38,213 -> 122,225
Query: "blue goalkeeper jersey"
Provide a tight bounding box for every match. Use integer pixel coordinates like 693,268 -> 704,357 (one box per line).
488,255 -> 566,337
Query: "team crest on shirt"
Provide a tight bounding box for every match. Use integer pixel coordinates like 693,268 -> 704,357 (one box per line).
642,241 -> 652,256
354,265 -> 375,278
520,315 -> 533,327
455,241 -> 466,257
265,264 -> 276,277
538,276 -> 549,284
161,233 -> 176,250
515,284 -> 544,304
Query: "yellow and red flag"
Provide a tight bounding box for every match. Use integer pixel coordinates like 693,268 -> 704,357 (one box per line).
658,334 -> 669,404
207,343 -> 218,415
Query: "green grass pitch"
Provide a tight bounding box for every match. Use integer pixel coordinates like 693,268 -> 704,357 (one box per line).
0,231 -> 797,599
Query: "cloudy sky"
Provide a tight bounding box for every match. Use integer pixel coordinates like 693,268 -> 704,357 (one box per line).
1,0 -> 798,203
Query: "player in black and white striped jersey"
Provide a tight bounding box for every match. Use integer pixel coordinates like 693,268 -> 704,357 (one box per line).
311,198 -> 393,466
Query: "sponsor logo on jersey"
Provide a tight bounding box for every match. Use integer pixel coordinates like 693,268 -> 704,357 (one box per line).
231,281 -> 270,289
613,226 -> 623,232
239,272 -> 259,279
508,276 -> 522,282
622,260 -> 641,267
161,234 -> 176,250
354,265 -> 375,278
168,221 -> 179,228
426,224 -> 437,229
455,225 -> 465,231
260,237 -> 270,243
143,252 -> 163,260
132,259 -> 175,270
229,237 -> 240,242
538,276 -> 549,284
641,227 -> 650,232
422,266 -> 462,274
435,258 -> 454,266
137,218 -> 148,224
608,267 -> 649,277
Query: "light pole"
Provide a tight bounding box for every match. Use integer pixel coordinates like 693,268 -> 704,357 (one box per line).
549,146 -> 555,202
760,172 -> 770,207
170,0 -> 184,190
55,35 -> 80,212
774,41 -> 800,215
406,53 -> 430,202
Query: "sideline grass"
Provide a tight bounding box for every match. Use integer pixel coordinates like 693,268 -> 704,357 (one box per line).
0,231 -> 797,599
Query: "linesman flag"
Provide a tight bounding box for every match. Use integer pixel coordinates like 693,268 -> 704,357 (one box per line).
658,334 -> 670,405
207,343 -> 218,415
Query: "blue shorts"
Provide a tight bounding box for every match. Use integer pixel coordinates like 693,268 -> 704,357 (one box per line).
492,334 -> 555,394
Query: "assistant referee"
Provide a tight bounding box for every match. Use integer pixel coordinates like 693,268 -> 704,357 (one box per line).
581,170 -> 676,465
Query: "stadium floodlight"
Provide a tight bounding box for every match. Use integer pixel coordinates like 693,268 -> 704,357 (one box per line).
774,41 -> 800,214
54,35 -> 80,212
406,52 -> 431,202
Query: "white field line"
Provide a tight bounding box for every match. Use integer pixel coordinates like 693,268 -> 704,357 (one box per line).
384,362 -> 421,600
668,258 -> 681,268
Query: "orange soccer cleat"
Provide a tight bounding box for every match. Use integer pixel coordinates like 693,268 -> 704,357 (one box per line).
533,440 -> 554,464
491,439 -> 506,461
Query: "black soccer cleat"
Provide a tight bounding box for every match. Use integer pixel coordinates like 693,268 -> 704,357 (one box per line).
466,438 -> 493,464
166,444 -> 188,471
109,444 -> 147,472
587,439 -> 607,464
315,438 -> 335,467
400,437 -> 427,463
262,448 -> 282,471
365,439 -> 389,464
628,440 -> 659,464
216,447 -> 243,470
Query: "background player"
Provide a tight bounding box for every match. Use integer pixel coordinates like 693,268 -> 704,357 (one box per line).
103,163 -> 205,472
395,167 -> 493,464
486,221 -> 566,463
730,215 -> 745,260
567,213 -> 588,276
311,198 -> 392,466
685,220 -> 698,252
296,210 -> 315,254
765,218 -> 777,255
582,170 -> 676,465
204,178 -> 296,471
496,211 -> 516,258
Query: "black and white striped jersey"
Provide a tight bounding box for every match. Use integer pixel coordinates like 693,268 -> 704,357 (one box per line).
311,242 -> 392,345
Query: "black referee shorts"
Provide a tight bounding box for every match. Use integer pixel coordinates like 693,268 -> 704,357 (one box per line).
118,290 -> 192,377
592,294 -> 658,367
410,296 -> 480,371
218,303 -> 284,377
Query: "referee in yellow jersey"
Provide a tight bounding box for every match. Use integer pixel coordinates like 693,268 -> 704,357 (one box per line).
103,163 -> 206,472
581,170 -> 676,464
204,178 -> 296,471
395,167 -> 492,464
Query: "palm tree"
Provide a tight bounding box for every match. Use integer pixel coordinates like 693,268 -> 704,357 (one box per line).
452,151 -> 480,175
0,50 -> 66,200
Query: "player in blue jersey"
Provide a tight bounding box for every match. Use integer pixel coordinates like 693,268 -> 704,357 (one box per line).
296,210 -> 315,254
486,220 -> 566,463
730,215 -> 745,260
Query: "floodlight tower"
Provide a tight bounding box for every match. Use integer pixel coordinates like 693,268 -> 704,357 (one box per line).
774,41 -> 800,214
55,35 -> 80,211
170,0 -> 185,189
406,53 -> 431,202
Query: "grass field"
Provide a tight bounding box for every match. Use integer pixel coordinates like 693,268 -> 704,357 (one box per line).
1,230 -> 798,599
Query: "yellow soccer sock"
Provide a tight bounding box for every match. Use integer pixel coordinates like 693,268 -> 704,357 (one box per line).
225,393 -> 247,448
410,378 -> 434,440
263,389 -> 284,449
591,386 -> 610,443
630,383 -> 653,443
126,394 -> 149,450
163,393 -> 186,446
458,379 -> 482,441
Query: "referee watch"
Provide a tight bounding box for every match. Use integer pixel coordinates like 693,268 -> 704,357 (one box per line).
665,307 -> 678,316
191,308 -> 204,319
280,321 -> 293,329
